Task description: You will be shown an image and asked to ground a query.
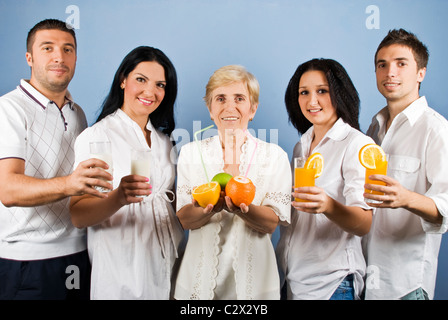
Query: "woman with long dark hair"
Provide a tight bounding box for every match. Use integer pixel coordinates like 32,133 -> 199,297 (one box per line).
284,58 -> 361,134
69,46 -> 184,299
276,58 -> 374,300
96,46 -> 177,135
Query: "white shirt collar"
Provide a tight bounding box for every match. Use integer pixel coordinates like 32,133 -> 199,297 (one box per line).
115,108 -> 157,150
325,117 -> 351,141
400,96 -> 428,126
116,108 -> 155,132
301,118 -> 351,154
374,96 -> 428,128
19,79 -> 74,110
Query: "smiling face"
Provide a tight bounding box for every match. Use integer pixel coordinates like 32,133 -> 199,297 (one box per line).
375,44 -> 426,107
209,81 -> 257,134
121,61 -> 166,123
298,70 -> 338,131
26,29 -> 77,94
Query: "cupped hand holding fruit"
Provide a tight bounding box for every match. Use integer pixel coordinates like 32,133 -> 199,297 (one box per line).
224,196 -> 250,214
192,181 -> 225,213
192,173 -> 256,214
190,173 -> 279,234
190,172 -> 235,213
225,175 -> 256,213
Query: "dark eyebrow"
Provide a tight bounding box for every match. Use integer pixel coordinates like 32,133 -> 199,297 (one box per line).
135,73 -> 149,80
376,57 -> 409,65
39,41 -> 75,49
135,73 -> 166,83
298,84 -> 329,89
394,57 -> 409,64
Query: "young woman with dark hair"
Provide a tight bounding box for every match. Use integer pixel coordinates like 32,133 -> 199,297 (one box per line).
284,58 -> 360,134
276,58 -> 374,300
96,46 -> 178,136
69,46 -> 183,299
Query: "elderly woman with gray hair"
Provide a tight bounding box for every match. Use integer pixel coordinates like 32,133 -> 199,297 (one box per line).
174,65 -> 291,300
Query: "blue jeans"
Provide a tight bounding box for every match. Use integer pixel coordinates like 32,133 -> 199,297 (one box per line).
330,274 -> 354,300
400,288 -> 429,300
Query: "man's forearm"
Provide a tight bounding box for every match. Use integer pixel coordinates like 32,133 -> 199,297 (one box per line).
405,190 -> 443,225
0,173 -> 70,207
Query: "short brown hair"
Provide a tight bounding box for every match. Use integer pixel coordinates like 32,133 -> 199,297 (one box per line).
375,28 -> 429,70
26,19 -> 77,53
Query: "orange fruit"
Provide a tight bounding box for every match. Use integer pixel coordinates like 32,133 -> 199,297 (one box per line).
225,175 -> 256,207
192,181 -> 221,208
359,144 -> 386,169
304,153 -> 324,178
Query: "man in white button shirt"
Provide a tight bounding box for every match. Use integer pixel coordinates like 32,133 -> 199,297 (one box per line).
364,29 -> 448,299
0,19 -> 111,299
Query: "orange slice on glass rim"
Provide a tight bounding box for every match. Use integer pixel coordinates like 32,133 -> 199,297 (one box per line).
304,152 -> 324,178
359,143 -> 387,169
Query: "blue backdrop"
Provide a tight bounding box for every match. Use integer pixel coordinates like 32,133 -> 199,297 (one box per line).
1,0 -> 447,299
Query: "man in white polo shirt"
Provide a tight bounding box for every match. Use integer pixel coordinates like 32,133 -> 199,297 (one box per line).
0,19 -> 112,299
364,29 -> 448,300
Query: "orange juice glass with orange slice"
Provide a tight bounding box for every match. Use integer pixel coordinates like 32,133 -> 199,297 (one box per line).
294,153 -> 323,202
365,160 -> 388,197
359,144 -> 388,204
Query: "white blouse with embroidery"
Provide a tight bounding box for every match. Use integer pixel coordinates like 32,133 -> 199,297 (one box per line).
174,134 -> 291,300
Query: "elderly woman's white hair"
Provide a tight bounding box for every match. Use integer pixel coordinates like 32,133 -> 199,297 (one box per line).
203,65 -> 259,110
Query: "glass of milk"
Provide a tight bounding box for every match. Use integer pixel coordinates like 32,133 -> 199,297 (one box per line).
89,141 -> 113,193
131,149 -> 151,197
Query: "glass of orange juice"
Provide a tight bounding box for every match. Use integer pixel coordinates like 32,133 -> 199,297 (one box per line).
364,159 -> 388,204
294,157 -> 316,202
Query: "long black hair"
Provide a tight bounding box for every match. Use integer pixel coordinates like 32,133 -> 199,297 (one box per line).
96,46 -> 178,136
285,58 -> 360,135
